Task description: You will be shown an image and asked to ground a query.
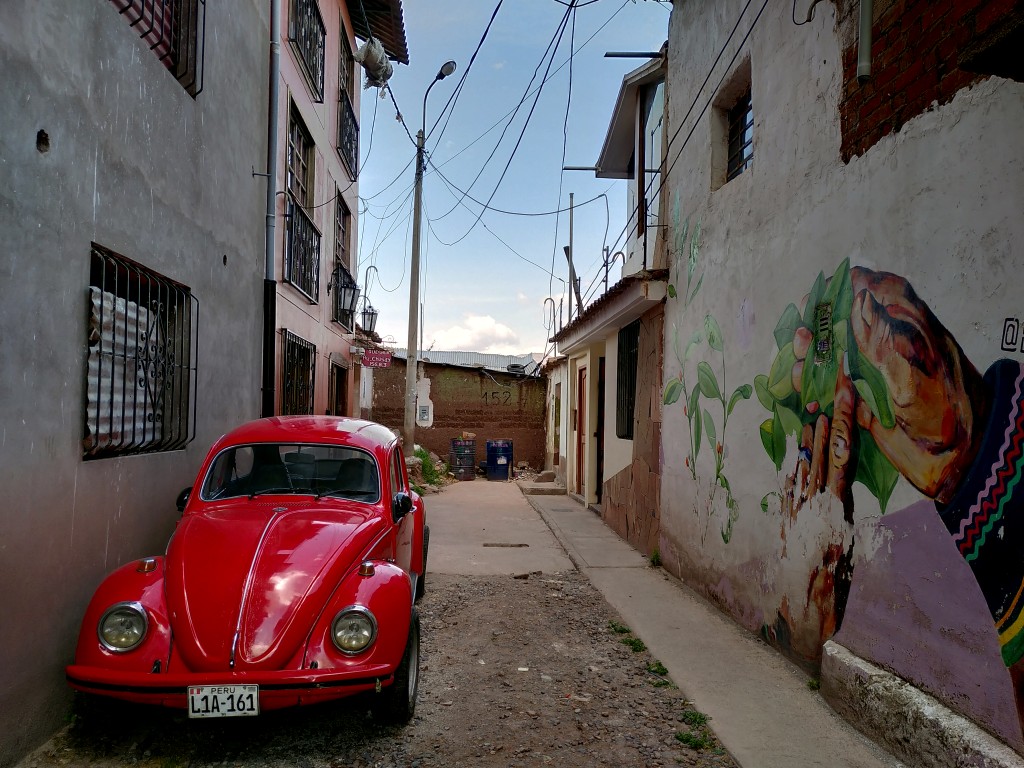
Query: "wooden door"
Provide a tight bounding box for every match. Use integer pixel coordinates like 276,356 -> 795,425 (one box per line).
576,366 -> 587,493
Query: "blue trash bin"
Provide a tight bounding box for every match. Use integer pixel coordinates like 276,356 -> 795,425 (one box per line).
485,439 -> 513,481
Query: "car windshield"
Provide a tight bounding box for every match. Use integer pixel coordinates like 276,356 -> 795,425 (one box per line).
200,443 -> 381,503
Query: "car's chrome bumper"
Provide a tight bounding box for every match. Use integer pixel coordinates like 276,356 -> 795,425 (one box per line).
66,663 -> 395,709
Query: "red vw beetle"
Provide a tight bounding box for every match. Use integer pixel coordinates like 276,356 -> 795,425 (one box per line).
66,416 -> 428,723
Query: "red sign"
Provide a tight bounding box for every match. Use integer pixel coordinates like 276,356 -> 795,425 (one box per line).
361,349 -> 393,368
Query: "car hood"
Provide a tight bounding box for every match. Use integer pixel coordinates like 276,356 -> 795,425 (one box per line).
164,501 -> 385,672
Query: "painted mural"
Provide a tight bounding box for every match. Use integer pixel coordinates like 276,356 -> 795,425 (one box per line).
663,211 -> 751,545
757,259 -> 1024,729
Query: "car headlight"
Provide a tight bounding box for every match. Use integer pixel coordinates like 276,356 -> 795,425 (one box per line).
97,602 -> 148,653
331,606 -> 377,655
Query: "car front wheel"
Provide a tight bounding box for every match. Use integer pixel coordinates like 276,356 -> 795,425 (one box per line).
372,609 -> 419,724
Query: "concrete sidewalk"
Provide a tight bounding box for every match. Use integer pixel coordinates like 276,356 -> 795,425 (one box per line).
512,482 -> 902,768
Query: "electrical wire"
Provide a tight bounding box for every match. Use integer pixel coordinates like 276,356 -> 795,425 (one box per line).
433,2 -> 576,247
547,3 -> 576,305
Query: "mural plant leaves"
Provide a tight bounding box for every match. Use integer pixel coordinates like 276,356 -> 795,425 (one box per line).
663,378 -> 683,405
759,413 -> 785,471
768,342 -> 797,401
854,432 -> 900,513
802,270 -> 827,327
774,303 -> 803,350
704,313 -> 724,353
754,374 -> 773,411
684,330 -> 703,363
668,284 -> 678,299
849,343 -> 897,430
703,408 -> 717,453
693,407 -> 703,462
776,404 -> 803,438
689,273 -> 704,305
687,384 -> 701,420
697,361 -> 722,402
727,384 -> 752,416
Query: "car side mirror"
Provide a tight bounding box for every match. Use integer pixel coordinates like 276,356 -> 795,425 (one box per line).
176,486 -> 192,513
392,491 -> 413,522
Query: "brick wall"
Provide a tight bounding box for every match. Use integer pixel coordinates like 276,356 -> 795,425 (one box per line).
838,0 -> 1020,161
371,359 -> 547,473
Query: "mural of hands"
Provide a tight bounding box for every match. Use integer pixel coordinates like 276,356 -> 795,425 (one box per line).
761,260 -> 987,519
846,267 -> 987,503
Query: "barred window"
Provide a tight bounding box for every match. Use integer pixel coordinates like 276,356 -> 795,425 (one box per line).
336,194 -> 350,270
287,106 -> 314,206
85,245 -> 199,459
339,27 -> 355,102
285,197 -> 321,302
109,0 -> 206,97
616,320 -> 640,440
282,331 -> 316,415
727,88 -> 753,182
289,0 -> 326,101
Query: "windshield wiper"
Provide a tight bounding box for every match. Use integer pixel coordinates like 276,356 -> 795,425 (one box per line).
248,487 -> 296,499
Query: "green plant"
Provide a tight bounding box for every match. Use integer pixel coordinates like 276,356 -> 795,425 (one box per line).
621,636 -> 646,653
647,660 -> 668,676
608,620 -> 631,634
807,678 -> 821,691
680,709 -> 708,728
676,731 -> 713,750
649,548 -> 662,567
414,447 -> 445,486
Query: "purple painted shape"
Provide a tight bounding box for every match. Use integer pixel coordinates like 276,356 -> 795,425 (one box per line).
835,499 -> 1024,750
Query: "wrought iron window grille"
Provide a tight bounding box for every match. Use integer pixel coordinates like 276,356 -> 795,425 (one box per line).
289,0 -> 326,102
726,89 -> 754,181
287,106 -> 314,206
285,197 -> 321,303
283,330 -> 316,415
110,0 -> 206,97
338,92 -> 359,178
85,244 -> 199,459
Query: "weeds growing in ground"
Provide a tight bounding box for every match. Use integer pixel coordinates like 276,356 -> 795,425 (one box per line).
415,447 -> 446,486
807,678 -> 821,691
647,661 -> 669,676
676,731 -> 714,750
608,620 -> 631,634
621,636 -> 646,652
649,548 -> 662,567
680,709 -> 708,728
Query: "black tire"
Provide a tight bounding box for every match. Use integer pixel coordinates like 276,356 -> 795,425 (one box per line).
415,526 -> 429,602
372,609 -> 420,724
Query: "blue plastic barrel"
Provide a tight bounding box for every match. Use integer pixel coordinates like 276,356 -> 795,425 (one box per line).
485,439 -> 513,481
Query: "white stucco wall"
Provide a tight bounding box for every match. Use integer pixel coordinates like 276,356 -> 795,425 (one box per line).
658,0 -> 1024,739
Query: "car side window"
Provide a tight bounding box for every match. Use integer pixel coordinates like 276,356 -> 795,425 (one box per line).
391,447 -> 405,494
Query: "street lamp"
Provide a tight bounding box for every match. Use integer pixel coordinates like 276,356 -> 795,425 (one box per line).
404,59 -> 456,450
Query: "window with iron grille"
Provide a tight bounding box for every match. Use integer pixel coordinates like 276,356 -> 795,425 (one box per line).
331,261 -> 356,329
726,89 -> 753,181
283,330 -> 316,415
287,106 -> 314,206
285,197 -> 321,302
288,0 -> 325,101
337,27 -> 359,176
335,193 -> 350,270
339,26 -> 355,103
109,0 -> 206,97
84,244 -> 199,459
616,320 -> 640,440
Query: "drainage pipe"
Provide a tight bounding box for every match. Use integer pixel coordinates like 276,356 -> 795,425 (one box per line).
857,0 -> 873,83
262,0 -> 281,417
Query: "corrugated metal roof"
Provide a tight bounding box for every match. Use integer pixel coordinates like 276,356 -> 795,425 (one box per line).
350,0 -> 409,65
392,349 -> 543,374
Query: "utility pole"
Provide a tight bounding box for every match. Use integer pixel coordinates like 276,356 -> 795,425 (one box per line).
403,128 -> 425,450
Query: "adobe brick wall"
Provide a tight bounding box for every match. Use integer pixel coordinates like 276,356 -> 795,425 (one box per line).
837,0 -> 1017,161
371,359 -> 547,472
602,305 -> 664,556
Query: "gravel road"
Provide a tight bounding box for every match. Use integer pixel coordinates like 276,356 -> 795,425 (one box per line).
19,571 -> 737,768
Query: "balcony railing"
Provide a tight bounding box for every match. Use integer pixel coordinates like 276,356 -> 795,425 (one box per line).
285,198 -> 321,302
338,94 -> 359,177
289,0 -> 325,101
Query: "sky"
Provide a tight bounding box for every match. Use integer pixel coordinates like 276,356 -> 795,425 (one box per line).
355,0 -> 671,358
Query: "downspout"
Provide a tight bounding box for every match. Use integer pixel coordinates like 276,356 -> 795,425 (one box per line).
262,0 -> 282,417
857,0 -> 873,83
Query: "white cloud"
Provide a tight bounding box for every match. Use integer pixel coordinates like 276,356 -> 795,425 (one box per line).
516,291 -> 529,304
493,61 -> 505,70
427,314 -> 522,354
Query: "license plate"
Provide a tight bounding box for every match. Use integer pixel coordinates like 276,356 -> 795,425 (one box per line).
187,684 -> 259,718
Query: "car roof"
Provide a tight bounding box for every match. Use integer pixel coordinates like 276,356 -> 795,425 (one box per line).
215,416 -> 399,453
